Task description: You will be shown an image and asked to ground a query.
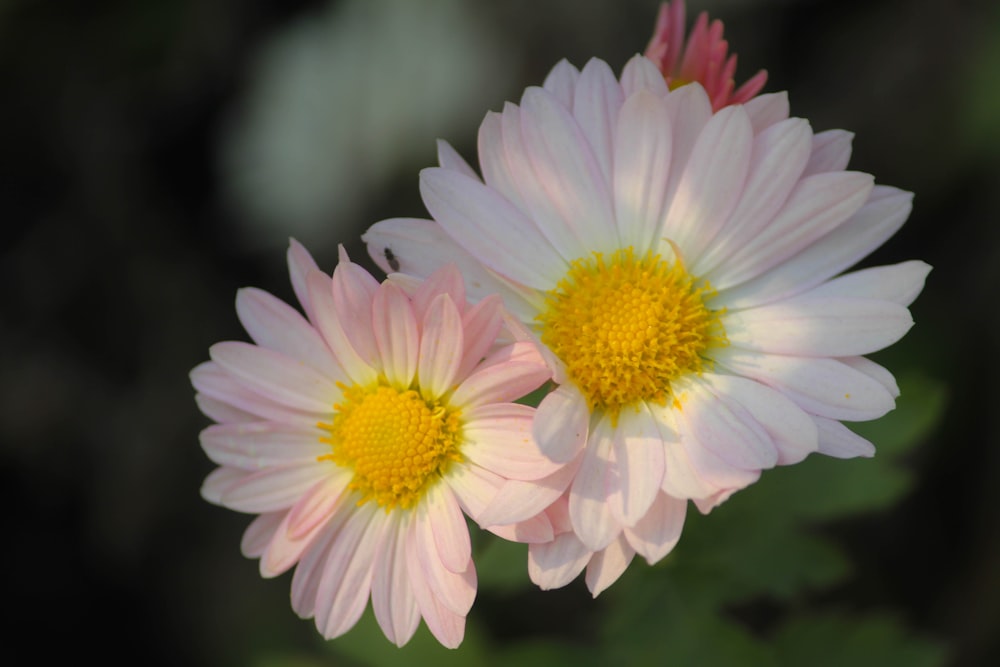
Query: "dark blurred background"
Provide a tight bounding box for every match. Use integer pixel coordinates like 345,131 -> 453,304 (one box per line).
1,0 -> 998,665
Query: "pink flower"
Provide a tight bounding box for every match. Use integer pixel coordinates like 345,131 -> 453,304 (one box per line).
363,55 -> 929,595
192,241 -> 554,647
645,0 -> 767,111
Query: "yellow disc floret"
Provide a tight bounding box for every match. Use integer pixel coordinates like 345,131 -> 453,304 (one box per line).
318,383 -> 462,511
537,247 -> 726,421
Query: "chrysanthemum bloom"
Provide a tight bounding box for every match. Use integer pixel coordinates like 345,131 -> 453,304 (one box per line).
645,0 -> 767,111
363,54 -> 929,595
191,241 -> 555,647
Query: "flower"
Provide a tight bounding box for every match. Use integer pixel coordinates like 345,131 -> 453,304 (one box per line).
363,55 -> 929,595
645,0 -> 767,111
191,241 -> 554,647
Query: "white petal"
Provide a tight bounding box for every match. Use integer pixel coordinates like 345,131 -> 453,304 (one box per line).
691,118 -> 812,276
191,362 -> 320,426
608,403 -> 665,526
573,57 -> 625,184
436,139 -> 478,179
194,392 -> 258,424
476,454 -> 580,527
620,54 -> 669,97
420,167 -> 566,289
814,416 -> 876,458
613,89 -> 673,251
803,261 -> 931,307
240,511 -> 284,558
528,532 -> 592,590
488,512 -> 555,544
585,534 -> 635,597
742,91 -> 789,132
462,403 -> 560,481
569,417 -> 621,551
661,105 -> 753,263
723,295 -> 913,357
444,463 -> 503,519
287,238 -> 321,325
519,87 -> 619,255
840,356 -> 900,398
699,373 -> 818,466
542,58 -> 580,108
362,218 -> 541,322
714,348 -> 896,421
660,83 -> 712,210
533,384 -> 590,463
716,186 -> 913,308
624,492 -> 686,564
651,407 -> 724,500
803,129 -> 854,176
709,171 -> 875,290
200,466 -> 245,504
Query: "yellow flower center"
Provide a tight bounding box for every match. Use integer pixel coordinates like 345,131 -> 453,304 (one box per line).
318,383 -> 462,511
537,247 -> 725,421
667,76 -> 692,91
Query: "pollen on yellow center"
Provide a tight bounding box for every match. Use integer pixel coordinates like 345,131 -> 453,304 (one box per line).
318,383 -> 462,511
537,247 -> 726,421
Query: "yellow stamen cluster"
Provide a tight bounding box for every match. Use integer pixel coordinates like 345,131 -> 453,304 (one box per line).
537,247 -> 725,421
319,383 -> 462,511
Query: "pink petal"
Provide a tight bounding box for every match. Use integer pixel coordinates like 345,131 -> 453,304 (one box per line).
533,383 -> 590,464
236,287 -> 344,380
413,507 -> 476,616
624,492 -> 686,564
455,295 -> 505,381
371,281 -> 419,388
371,512 -> 421,647
462,403 -> 561,481
421,482 -> 471,574
210,341 -> 339,413
528,532 -> 591,590
194,392 -> 260,424
742,91 -> 790,133
405,523 -> 467,648
221,462 -> 335,514
261,480 -> 342,577
649,406 -> 721,500
585,533 -> 635,597
417,294 -> 463,397
411,264 -> 466,324
307,269 -> 379,386
287,238 -> 321,324
199,421 -> 329,470
240,511 -> 284,558
330,254 -> 381,366
476,455 -> 580,528
200,466 -> 245,504
190,362 -> 319,426
314,503 -> 383,639
488,512 -> 555,543
444,462 -> 504,519
620,54 -> 670,97
451,341 -> 550,407
840,356 -> 900,398
290,513 -> 343,618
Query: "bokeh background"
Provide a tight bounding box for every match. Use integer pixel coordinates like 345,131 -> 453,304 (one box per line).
2,0 -> 998,665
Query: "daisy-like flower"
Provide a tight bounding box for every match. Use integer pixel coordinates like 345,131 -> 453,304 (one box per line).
645,0 -> 767,111
363,55 -> 929,595
191,241 -> 555,647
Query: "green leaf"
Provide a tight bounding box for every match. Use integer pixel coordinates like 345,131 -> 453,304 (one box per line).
772,612 -> 948,667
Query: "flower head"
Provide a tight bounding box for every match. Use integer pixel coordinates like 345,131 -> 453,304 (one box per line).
192,242 -> 553,647
645,0 -> 767,111
363,55 -> 929,596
